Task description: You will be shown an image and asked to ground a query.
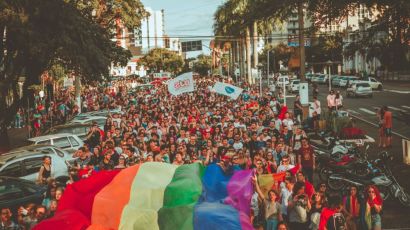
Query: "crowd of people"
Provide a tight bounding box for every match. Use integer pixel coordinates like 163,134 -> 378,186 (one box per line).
3,76 -> 385,230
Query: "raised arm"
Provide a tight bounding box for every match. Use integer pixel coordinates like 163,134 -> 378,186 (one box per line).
252,175 -> 265,200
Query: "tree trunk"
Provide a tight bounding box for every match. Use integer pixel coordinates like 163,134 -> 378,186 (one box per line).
298,1 -> 306,81
239,38 -> 244,83
246,26 -> 252,84
253,21 -> 259,68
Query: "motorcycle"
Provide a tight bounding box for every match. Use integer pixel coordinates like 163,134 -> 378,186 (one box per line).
316,145 -> 371,181
327,152 -> 410,206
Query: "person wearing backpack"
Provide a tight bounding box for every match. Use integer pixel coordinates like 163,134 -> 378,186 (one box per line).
318,194 -> 347,230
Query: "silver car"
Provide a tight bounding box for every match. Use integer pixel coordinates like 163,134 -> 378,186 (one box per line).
346,83 -> 373,98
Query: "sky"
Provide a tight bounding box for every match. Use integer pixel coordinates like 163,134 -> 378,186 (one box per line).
140,0 -> 223,56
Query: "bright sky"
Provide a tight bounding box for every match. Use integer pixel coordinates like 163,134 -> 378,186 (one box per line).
141,0 -> 223,56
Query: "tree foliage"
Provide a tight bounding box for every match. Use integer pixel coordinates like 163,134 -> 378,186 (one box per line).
0,0 -> 146,146
193,55 -> 212,76
139,48 -> 184,75
214,0 -> 410,71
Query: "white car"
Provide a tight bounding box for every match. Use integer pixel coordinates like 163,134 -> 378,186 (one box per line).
346,82 -> 373,98
352,77 -> 383,90
275,76 -> 290,87
0,149 -> 71,183
74,108 -> 123,118
69,116 -> 107,129
287,80 -> 300,93
28,133 -> 84,154
339,76 -> 359,88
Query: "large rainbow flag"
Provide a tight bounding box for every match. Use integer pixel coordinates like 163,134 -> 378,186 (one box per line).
34,162 -> 254,230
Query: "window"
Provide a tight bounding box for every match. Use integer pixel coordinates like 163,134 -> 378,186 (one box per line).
53,137 -> 71,149
0,180 -> 25,200
23,157 -> 44,176
0,162 -> 23,177
69,136 -> 80,147
37,140 -> 51,145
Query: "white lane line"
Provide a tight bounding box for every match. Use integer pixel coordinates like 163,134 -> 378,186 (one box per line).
388,106 -> 404,111
359,108 -> 376,115
384,89 -> 410,94
401,105 -> 410,109
346,109 -> 360,115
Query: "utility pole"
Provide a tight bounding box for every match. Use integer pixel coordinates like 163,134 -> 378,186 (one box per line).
298,1 -> 306,81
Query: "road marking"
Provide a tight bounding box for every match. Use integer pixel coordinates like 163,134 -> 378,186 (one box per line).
402,105 -> 410,110
388,106 -> 405,112
384,89 -> 410,94
359,108 -> 376,115
346,109 -> 360,115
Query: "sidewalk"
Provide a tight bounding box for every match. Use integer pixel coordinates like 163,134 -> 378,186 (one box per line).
6,127 -> 30,149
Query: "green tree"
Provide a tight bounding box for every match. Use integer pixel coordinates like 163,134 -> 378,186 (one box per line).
0,0 -> 145,147
193,55 -> 212,76
139,48 -> 184,75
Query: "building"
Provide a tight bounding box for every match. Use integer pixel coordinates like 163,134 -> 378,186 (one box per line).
110,7 -> 182,77
341,5 -> 383,75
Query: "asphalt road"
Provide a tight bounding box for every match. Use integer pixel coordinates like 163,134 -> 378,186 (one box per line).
283,81 -> 410,229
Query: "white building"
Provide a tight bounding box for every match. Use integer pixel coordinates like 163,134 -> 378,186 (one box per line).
341,5 -> 383,75
110,7 -> 181,77
135,8 -> 165,54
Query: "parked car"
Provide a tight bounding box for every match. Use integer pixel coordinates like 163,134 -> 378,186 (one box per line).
305,73 -> 314,81
316,75 -> 329,84
8,145 -> 72,159
352,77 -> 383,90
346,82 -> 373,98
339,76 -> 359,88
44,123 -> 92,140
74,108 -> 123,118
275,76 -> 290,87
331,76 -> 343,87
0,149 -> 71,183
0,177 -> 46,216
287,80 -> 300,93
68,116 -> 107,129
27,133 -> 84,154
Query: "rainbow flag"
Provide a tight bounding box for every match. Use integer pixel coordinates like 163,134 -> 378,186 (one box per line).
34,163 -> 254,230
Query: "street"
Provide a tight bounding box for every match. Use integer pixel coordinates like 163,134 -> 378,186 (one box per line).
283,81 -> 410,229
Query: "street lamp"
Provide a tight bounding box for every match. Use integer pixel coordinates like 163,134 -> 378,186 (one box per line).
326,60 -> 333,92
257,63 -> 264,97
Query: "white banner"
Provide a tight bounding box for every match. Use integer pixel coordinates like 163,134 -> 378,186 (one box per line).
167,72 -> 195,96
213,82 -> 243,100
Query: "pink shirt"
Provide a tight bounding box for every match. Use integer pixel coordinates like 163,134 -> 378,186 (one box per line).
327,94 -> 336,107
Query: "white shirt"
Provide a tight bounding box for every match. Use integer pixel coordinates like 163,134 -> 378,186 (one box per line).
282,118 -> 294,131
281,188 -> 292,215
277,164 -> 295,173
313,100 -> 321,115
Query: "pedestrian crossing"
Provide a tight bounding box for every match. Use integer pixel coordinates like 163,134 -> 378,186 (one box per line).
345,105 -> 410,117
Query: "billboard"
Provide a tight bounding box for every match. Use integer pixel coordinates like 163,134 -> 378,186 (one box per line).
181,40 -> 202,52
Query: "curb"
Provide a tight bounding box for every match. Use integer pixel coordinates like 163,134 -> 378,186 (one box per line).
350,114 -> 409,140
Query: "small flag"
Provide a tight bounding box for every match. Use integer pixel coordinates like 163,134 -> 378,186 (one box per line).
213,82 -> 243,100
